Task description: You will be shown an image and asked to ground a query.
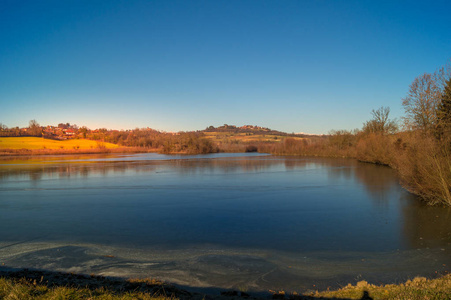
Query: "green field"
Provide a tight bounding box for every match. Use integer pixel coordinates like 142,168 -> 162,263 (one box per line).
0,137 -> 119,150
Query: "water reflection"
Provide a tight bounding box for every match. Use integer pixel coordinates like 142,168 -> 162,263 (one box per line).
0,154 -> 445,250
402,198 -> 451,249
0,153 -> 450,291
282,157 -> 398,205
0,155 -> 449,251
0,154 -> 427,210
0,155 -> 277,181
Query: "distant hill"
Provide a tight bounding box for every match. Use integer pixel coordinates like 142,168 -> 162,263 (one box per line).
202,124 -> 314,137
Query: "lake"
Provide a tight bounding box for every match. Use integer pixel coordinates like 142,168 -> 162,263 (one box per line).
0,153 -> 450,293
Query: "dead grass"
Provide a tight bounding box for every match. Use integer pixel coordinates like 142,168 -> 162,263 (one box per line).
305,275 -> 451,300
0,277 -> 174,299
0,270 -> 183,300
2,271 -> 450,300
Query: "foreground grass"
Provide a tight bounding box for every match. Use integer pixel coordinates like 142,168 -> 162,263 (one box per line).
1,270 -> 451,300
304,274 -> 451,300
0,278 -> 170,299
0,272 -> 178,300
0,137 -> 119,150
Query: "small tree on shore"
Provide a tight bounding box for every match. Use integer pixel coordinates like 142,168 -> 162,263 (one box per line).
28,119 -> 42,137
363,106 -> 398,134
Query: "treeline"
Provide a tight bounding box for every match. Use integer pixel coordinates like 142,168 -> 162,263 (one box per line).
0,122 -> 218,155
0,127 -> 26,137
0,121 -> 78,138
99,129 -> 218,154
260,61 -> 451,206
0,120 -> 42,137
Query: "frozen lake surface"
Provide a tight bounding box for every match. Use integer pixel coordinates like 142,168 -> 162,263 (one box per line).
0,153 -> 450,293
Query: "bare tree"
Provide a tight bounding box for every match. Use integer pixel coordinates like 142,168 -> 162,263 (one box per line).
402,62 -> 451,132
434,60 -> 451,91
402,73 -> 442,131
28,119 -> 42,136
79,126 -> 88,138
437,77 -> 451,138
363,106 -> 398,134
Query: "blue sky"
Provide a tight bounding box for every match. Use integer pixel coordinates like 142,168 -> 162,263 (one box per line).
1,0 -> 450,134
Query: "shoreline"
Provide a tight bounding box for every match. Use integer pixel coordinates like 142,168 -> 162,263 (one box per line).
0,237 -> 449,298
0,147 -> 157,157
1,267 -> 450,299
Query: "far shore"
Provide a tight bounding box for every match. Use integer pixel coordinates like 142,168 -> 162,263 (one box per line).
0,147 -> 157,157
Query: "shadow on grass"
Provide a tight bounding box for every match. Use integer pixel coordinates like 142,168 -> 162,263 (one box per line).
0,266 -> 373,300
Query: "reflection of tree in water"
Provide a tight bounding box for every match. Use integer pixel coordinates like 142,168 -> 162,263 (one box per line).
79,165 -> 90,178
4,155 -> 449,250
0,158 -> 282,182
29,170 -> 43,181
401,196 -> 451,249
282,157 -> 399,205
284,157 -> 355,172
171,157 -> 280,175
0,157 -> 400,200
0,165 -> 46,182
0,162 -> 157,182
316,157 -> 356,181
352,162 -> 398,205
283,157 -> 309,170
281,157 -> 451,251
0,156 -> 410,209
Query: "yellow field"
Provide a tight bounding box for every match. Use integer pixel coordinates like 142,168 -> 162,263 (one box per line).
0,137 -> 119,150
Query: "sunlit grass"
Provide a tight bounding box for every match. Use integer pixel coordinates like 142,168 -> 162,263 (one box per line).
0,137 -> 119,150
2,273 -> 451,299
305,275 -> 451,300
0,276 -> 175,300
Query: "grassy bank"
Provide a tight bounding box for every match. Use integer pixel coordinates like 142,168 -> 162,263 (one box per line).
0,147 -> 153,156
0,137 -> 157,156
0,271 -> 176,300
310,275 -> 451,300
1,269 -> 450,299
0,136 -> 215,156
0,137 -> 120,150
